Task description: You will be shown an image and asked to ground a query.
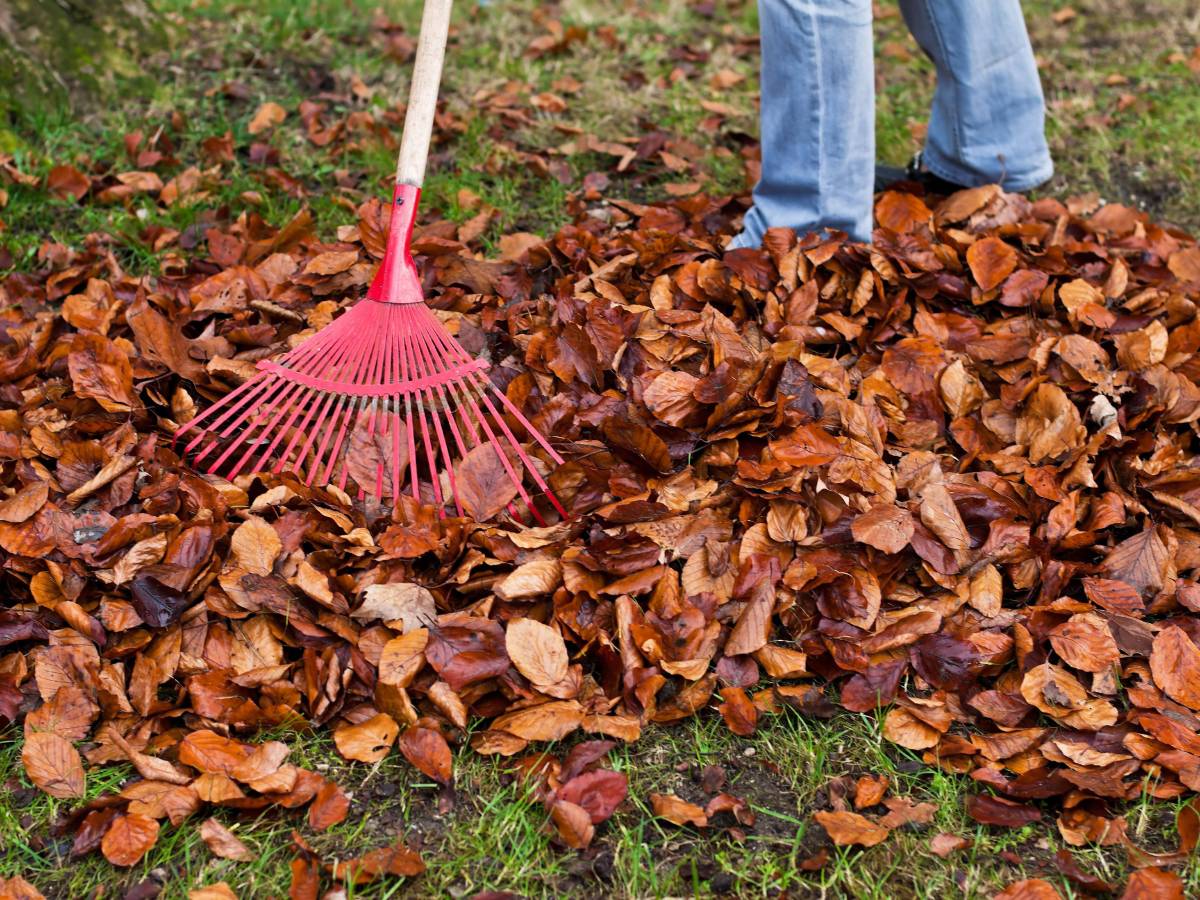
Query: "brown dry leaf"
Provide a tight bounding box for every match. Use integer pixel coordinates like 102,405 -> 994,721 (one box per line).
455,443 -> 523,521
69,334 -> 135,412
398,726 -> 453,784
199,818 -> 255,862
650,793 -> 708,827
0,481 -> 48,523
929,832 -> 971,857
854,774 -> 889,809
1050,613 -> 1119,673
189,885 -> 238,900
378,629 -> 429,688
493,700 -> 584,742
851,503 -> 913,554
1121,868 -> 1184,899
506,617 -> 569,686
178,731 -> 251,776
22,731 -> 86,799
966,236 -> 1018,291
1102,532 -> 1169,610
353,583 -> 436,632
813,810 -> 890,847
304,250 -> 358,276
308,779 -> 350,831
248,101 -> 287,134
551,799 -> 596,848
334,713 -> 400,763
994,879 -> 1062,900
644,371 -> 701,426
882,707 -> 941,750
229,516 -> 280,576
1150,626 -> 1200,710
101,813 -> 160,867
495,560 -> 563,600
1018,383 -> 1086,463
919,482 -> 969,551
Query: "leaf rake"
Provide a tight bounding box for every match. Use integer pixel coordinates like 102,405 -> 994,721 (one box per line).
175,0 -> 565,523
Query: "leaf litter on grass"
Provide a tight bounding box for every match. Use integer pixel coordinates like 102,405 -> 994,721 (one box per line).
1,11 -> 1200,900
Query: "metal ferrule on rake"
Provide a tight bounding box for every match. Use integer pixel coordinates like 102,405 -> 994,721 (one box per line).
176,0 -> 566,523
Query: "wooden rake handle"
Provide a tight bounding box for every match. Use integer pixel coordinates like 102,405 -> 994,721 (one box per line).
395,0 -> 453,187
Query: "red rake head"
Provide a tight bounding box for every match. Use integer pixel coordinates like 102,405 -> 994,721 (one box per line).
175,185 -> 566,524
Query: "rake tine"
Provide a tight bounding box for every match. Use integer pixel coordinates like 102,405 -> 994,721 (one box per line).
187,313 -> 355,463
319,326 -> 379,486
399,314 -> 446,511
406,318 -> 517,515
408,317 -> 468,516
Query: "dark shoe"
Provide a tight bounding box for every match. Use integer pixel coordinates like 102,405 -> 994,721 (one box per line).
875,153 -> 969,195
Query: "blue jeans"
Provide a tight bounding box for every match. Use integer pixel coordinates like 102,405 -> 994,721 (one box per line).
732,0 -> 1054,246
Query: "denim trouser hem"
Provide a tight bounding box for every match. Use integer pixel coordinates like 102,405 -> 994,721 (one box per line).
920,145 -> 1054,194
732,0 -> 1054,247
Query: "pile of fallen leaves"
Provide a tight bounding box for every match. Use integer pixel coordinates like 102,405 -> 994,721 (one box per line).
5,132 -> 1200,898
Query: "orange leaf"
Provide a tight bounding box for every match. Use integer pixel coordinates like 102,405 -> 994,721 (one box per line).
966,236 -> 1017,291
505,617 -> 569,686
813,810 -> 890,846
308,779 -> 350,831
101,813 -> 160,867
199,817 -> 255,862
22,732 -> 85,799
398,727 -> 453,784
651,792 -> 708,827
550,799 -> 595,848
334,713 -> 399,763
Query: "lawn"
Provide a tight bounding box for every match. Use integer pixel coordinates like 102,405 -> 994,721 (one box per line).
1,1 -> 1199,898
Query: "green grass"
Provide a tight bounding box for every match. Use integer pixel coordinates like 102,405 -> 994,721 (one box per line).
6,706 -> 1200,897
2,0 -> 1200,896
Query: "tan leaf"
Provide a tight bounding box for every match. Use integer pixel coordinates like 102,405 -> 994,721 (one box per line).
493,700 -> 584,742
551,799 -> 596,848
851,503 -> 914,554
966,236 -> 1017,291
938,358 -> 985,417
1017,383 -> 1085,463
753,644 -> 808,679
101,813 -> 160,866
0,481 -> 48,523
882,707 -> 941,750
199,818 -> 255,862
929,832 -> 971,858
248,101 -> 287,134
651,793 -> 708,827
919,482 -> 969,551
456,443 -> 522,521
1150,626 -> 1200,710
398,726 -> 453,784
334,713 -> 400,763
353,583 -> 436,632
189,884 -> 239,900
495,559 -> 562,601
1049,613 -> 1119,673
994,879 -> 1062,900
378,629 -> 429,688
643,371 -> 701,426
506,617 -> 569,687
22,732 -> 85,799
304,250 -> 359,276
229,517 -> 280,577
1102,524 -> 1169,599
967,564 -> 1002,617
814,810 -> 890,847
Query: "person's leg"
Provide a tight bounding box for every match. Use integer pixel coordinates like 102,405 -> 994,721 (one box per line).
898,0 -> 1053,191
731,0 -> 874,248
